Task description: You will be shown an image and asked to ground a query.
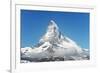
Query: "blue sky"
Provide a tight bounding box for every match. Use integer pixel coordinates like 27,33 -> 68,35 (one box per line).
21,10 -> 89,49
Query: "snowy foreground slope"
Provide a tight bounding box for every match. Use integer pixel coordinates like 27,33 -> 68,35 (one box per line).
21,20 -> 89,63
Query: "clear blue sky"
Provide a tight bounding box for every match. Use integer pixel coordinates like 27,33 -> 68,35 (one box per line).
21,9 -> 89,49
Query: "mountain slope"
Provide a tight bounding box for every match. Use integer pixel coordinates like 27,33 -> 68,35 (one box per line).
21,20 -> 89,62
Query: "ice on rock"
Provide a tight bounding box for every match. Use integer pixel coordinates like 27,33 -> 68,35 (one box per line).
21,20 -> 89,62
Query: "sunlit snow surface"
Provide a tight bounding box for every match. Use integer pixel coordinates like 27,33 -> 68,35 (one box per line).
21,20 -> 89,63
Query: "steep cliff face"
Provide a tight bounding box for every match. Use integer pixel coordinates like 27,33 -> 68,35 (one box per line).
21,20 -> 89,62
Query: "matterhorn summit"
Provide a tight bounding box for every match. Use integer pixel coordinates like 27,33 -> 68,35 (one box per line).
21,20 -> 89,62
39,20 -> 59,43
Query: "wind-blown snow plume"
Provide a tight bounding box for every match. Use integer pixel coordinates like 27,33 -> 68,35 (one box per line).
21,20 -> 89,62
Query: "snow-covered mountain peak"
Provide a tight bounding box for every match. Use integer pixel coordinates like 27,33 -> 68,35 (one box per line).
21,20 -> 89,62
47,20 -> 59,33
48,20 -> 58,28
39,20 -> 60,43
39,20 -> 82,52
